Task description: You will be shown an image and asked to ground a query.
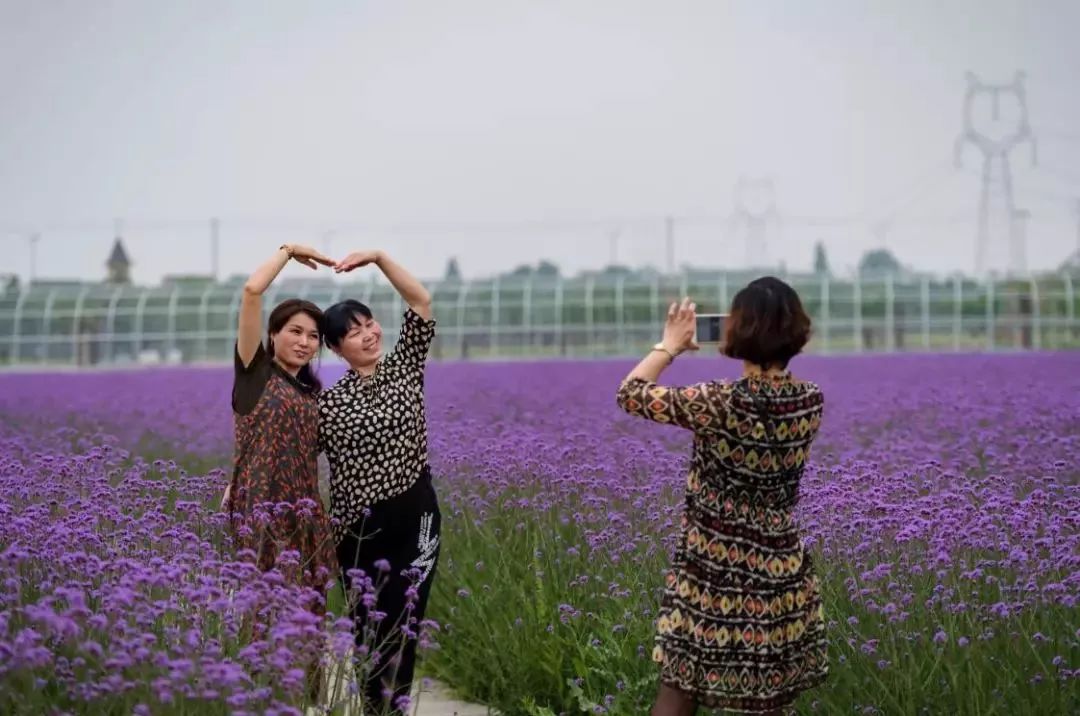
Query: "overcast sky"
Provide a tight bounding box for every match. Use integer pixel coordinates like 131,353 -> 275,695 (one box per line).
2,0 -> 1079,285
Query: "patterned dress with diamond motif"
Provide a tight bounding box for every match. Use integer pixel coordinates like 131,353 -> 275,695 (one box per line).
616,371 -> 828,713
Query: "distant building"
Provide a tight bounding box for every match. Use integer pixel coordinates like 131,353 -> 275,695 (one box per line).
857,248 -> 904,279
106,238 -> 132,284
161,274 -> 215,290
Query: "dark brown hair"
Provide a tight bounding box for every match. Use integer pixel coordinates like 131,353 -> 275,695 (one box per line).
322,299 -> 374,350
722,276 -> 811,369
266,298 -> 324,390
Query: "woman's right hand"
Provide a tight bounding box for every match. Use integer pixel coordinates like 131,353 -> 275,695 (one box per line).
283,244 -> 336,270
220,483 -> 231,512
333,250 -> 383,273
661,297 -> 700,355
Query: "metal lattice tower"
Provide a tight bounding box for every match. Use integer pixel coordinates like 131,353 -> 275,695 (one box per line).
729,176 -> 780,268
954,71 -> 1038,276
1009,208 -> 1030,275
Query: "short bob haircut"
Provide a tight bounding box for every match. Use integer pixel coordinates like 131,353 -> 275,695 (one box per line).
722,276 -> 811,369
322,299 -> 374,351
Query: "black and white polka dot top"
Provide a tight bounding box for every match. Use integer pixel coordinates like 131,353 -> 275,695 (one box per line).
318,308 -> 436,538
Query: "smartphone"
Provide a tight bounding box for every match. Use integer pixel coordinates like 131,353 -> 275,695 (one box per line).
695,313 -> 728,345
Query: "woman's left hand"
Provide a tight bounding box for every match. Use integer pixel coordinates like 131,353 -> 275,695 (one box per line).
334,250 -> 383,273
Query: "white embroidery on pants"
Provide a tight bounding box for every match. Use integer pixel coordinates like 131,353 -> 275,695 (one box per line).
411,512 -> 439,584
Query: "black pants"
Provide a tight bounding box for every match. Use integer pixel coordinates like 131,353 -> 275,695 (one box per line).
336,468 -> 441,715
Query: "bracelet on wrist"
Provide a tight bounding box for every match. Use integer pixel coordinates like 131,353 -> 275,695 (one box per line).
279,244 -> 294,258
652,342 -> 678,361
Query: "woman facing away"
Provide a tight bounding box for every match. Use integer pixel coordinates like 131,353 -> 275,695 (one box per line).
616,277 -> 828,716
222,244 -> 340,696
316,249 -> 440,715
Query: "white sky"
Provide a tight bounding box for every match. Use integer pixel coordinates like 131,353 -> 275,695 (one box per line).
2,0 -> 1079,284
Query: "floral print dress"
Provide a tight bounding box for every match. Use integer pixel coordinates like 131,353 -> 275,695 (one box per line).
227,342 -> 338,597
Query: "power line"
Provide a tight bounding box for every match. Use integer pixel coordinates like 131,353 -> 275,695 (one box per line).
872,164 -> 963,225
1033,127 -> 1080,144
1037,164 -> 1080,187
863,160 -> 957,224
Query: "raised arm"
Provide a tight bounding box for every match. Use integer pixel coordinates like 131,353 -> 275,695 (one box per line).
334,250 -> 433,320
616,376 -> 732,432
615,297 -> 729,432
621,297 -> 699,384
237,244 -> 334,367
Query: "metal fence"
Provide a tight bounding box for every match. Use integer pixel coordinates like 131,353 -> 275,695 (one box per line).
1,271 -> 1077,367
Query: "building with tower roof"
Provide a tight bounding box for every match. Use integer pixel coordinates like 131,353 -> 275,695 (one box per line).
106,238 -> 131,284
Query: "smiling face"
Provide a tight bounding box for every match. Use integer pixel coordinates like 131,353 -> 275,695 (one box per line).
334,313 -> 383,371
269,311 -> 321,371
323,300 -> 385,374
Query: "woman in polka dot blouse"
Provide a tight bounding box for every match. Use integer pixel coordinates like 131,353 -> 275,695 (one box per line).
317,249 -> 439,714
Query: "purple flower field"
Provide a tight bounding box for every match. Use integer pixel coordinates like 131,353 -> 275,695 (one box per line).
1,353 -> 1078,715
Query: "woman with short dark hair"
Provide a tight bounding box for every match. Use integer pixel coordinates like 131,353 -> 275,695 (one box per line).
316,249 -> 440,715
616,277 -> 828,716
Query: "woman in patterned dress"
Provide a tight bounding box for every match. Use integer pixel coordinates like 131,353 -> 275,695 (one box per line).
616,277 -> 828,716
316,249 -> 440,715
222,244 -> 341,696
